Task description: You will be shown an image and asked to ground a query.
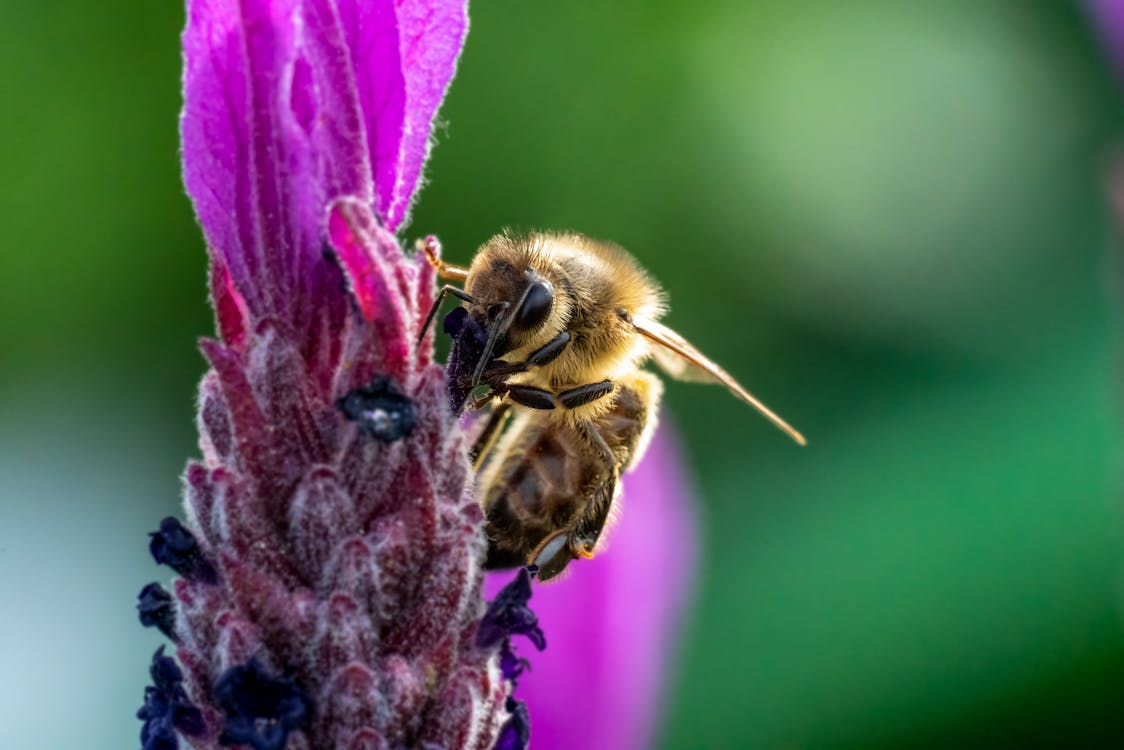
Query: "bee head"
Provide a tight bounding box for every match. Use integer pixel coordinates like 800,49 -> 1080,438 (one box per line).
466,260 -> 555,337
457,255 -> 564,386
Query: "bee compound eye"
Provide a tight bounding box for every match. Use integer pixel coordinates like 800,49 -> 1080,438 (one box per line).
531,532 -> 575,582
513,279 -> 553,331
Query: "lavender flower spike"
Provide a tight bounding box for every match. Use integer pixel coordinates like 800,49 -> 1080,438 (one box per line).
138,0 -> 530,748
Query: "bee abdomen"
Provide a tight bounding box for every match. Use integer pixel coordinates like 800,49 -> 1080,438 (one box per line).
483,428 -> 590,549
479,373 -> 662,571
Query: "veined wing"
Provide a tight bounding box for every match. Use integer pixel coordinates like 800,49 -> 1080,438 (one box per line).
632,315 -> 806,446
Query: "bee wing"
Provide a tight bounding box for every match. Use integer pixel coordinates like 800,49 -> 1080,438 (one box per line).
632,315 -> 807,446
648,344 -> 721,385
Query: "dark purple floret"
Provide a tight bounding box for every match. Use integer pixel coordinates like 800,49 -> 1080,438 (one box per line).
337,375 -> 416,443
138,646 -> 206,750
149,517 -> 217,584
476,569 -> 546,651
444,308 -> 488,411
492,698 -> 530,750
497,641 -> 531,682
214,659 -> 311,750
137,582 -> 177,641
477,573 -> 542,748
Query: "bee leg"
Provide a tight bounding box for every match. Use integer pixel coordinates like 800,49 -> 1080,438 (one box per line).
499,378 -> 613,413
530,420 -> 621,581
417,285 -> 475,344
417,236 -> 470,281
571,478 -> 617,560
469,402 -> 512,470
467,392 -> 498,412
502,384 -> 558,411
466,332 -> 574,412
534,465 -> 616,579
529,532 -> 575,581
569,420 -> 621,561
557,380 -> 614,410
576,418 -> 618,472
525,331 -> 572,366
481,331 -> 572,380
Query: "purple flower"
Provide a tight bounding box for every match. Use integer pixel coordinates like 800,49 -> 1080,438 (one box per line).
475,568 -> 546,652
485,426 -> 699,750
150,516 -> 218,584
1088,0 -> 1124,77
138,582 -> 179,641
213,660 -> 311,750
492,698 -> 530,750
136,0 -> 532,748
138,647 -> 207,750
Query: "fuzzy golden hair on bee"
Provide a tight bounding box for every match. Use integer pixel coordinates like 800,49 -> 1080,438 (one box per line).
417,229 -> 804,581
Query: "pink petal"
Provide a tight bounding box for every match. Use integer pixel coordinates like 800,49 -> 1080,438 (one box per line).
326,198 -> 411,373
181,0 -> 464,329
181,0 -> 370,324
386,0 -> 469,229
335,0 -> 405,229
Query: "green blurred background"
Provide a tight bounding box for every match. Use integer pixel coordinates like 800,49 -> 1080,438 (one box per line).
2,1 -> 1122,747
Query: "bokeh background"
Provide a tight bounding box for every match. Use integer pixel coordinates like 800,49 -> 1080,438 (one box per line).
2,1 -> 1123,747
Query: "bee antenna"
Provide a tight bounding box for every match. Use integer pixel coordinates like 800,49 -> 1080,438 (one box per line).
417,286 -> 476,346
737,389 -> 807,446
472,276 -> 541,385
472,301 -> 511,385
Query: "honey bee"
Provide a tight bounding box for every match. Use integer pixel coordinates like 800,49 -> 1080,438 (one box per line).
419,231 -> 804,580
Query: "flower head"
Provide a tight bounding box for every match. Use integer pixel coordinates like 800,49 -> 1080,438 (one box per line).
135,0 -> 536,748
